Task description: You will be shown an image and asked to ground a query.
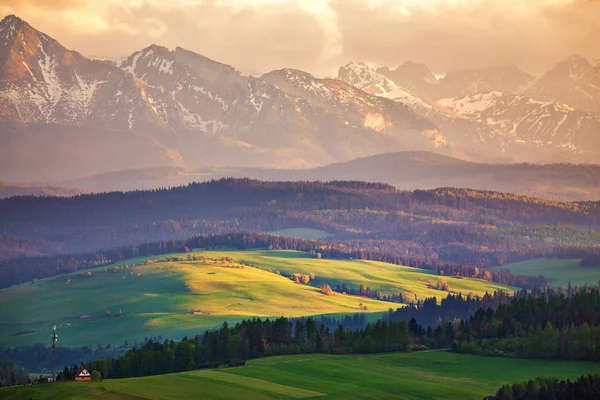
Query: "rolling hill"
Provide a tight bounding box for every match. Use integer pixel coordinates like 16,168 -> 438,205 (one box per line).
0,249 -> 512,348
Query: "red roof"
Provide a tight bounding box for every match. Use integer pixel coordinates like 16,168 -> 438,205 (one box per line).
76,368 -> 91,377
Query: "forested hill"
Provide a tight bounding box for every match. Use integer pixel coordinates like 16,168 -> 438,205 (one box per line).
1,179 -> 598,231
0,179 -> 599,273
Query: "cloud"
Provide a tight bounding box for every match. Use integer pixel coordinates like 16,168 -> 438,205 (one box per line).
331,0 -> 600,74
1,0 -> 333,75
1,0 -> 598,76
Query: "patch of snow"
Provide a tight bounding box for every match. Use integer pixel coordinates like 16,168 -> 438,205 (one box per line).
178,101 -> 227,133
189,85 -> 228,110
439,92 -> 504,117
158,59 -> 174,75
249,92 -> 263,113
128,110 -> 134,131
73,71 -> 103,112
123,52 -> 142,75
22,62 -> 36,81
37,43 -> 62,108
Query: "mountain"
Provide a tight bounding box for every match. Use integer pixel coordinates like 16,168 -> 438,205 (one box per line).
379,56 -> 600,118
439,91 -> 600,161
260,68 -> 445,153
437,65 -> 535,99
0,15 -> 454,181
0,15 -> 186,181
336,62 -> 582,163
525,55 -> 600,115
121,47 -> 444,166
0,16 -> 157,130
58,151 -> 600,202
376,61 -> 441,98
377,62 -> 534,100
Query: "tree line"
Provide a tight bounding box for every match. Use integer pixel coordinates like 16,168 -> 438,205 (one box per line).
75,284 -> 600,382
0,358 -> 30,387
70,317 -> 418,380
453,289 -> 600,361
493,374 -> 600,400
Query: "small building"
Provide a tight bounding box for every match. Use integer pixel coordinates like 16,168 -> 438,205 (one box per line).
75,368 -> 92,381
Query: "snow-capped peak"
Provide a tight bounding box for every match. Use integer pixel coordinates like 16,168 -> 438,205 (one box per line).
337,62 -> 434,111
0,15 -> 24,46
337,62 -> 386,89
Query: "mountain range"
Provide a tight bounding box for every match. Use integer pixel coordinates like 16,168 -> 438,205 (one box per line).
0,14 -> 598,183
337,62 -> 600,163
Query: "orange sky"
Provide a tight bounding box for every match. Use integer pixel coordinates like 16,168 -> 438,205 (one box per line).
2,0 -> 598,76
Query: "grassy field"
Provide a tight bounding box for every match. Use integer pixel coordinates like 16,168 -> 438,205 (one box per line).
3,351 -> 600,400
489,258 -> 600,287
268,228 -> 334,240
202,250 -> 513,303
0,250 -> 511,349
0,254 -> 394,348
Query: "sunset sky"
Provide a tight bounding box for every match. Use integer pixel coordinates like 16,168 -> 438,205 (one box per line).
2,0 -> 599,76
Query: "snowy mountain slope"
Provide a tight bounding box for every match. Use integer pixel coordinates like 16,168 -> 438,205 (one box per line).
336,62 -> 557,163
0,15 -> 158,132
439,91 -> 600,160
262,67 -> 447,152
120,46 -> 446,166
525,55 -> 600,115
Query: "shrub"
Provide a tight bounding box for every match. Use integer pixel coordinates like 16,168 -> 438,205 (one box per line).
91,370 -> 102,381
320,283 -> 334,296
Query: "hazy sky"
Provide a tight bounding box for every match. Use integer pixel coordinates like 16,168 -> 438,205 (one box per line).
2,0 -> 599,76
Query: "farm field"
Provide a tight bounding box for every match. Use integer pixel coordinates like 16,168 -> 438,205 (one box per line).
0,250 -> 512,349
3,351 -> 600,400
488,258 -> 600,287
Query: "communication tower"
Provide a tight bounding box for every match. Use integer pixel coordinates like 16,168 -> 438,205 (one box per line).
51,325 -> 58,382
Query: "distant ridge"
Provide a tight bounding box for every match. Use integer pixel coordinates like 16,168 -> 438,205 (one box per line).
58,151 -> 600,201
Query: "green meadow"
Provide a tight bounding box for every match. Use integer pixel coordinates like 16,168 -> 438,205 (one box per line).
489,258 -> 600,287
0,250 -> 512,348
3,351 -> 600,400
203,249 -> 513,302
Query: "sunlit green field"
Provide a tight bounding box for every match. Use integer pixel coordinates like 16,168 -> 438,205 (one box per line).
0,255 -> 392,348
203,250 -> 513,302
0,250 -> 512,348
4,352 -> 600,400
489,258 -> 600,287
